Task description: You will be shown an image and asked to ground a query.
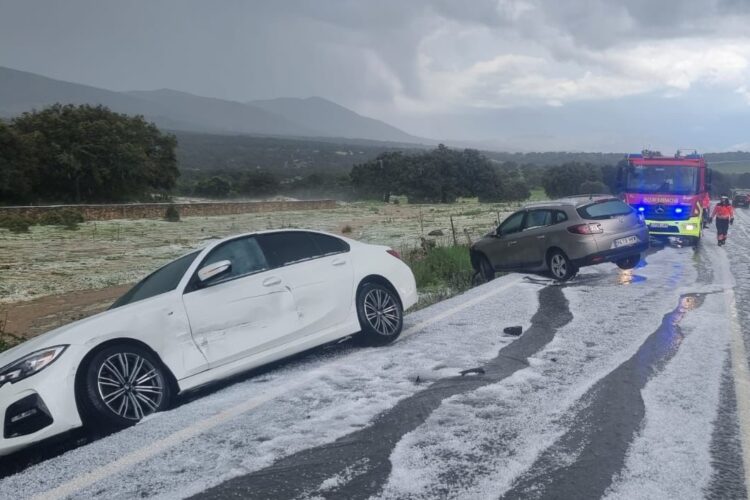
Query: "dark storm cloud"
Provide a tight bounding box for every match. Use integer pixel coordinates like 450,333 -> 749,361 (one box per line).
1,0 -> 750,149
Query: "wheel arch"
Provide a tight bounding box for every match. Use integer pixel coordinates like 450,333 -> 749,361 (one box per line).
469,248 -> 485,271
73,337 -> 179,422
356,274 -> 403,308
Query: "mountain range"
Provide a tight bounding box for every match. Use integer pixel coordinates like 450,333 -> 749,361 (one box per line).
0,66 -> 423,144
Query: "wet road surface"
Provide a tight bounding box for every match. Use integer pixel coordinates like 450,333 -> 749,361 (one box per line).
3,211 -> 750,499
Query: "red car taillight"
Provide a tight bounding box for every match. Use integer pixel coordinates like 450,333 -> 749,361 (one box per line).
568,223 -> 603,235
386,249 -> 402,260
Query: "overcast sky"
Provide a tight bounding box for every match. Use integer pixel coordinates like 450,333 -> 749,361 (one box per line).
2,0 -> 750,151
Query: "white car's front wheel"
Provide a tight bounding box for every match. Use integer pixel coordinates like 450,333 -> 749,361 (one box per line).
82,344 -> 171,428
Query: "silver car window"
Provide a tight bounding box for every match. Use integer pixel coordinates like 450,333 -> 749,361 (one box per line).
500,211 -> 525,235
524,210 -> 552,230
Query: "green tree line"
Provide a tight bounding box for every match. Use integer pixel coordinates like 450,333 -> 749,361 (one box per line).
2,104 -> 747,205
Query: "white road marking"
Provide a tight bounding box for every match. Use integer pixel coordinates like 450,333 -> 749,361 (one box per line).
31,275 -> 525,500
717,241 -> 750,495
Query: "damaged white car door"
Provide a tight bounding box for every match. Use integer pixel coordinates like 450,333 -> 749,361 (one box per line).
181,236 -> 300,368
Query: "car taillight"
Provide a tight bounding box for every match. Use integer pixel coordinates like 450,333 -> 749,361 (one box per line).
568,223 -> 603,235
386,249 -> 402,260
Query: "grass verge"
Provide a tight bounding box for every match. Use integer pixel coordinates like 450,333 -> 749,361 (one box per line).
403,245 -> 479,309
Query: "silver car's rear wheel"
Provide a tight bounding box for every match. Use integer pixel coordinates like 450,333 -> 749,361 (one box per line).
548,250 -> 576,281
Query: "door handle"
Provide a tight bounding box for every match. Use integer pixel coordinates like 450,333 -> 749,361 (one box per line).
537,235 -> 546,239
262,276 -> 282,287
508,241 -> 518,246
332,258 -> 346,266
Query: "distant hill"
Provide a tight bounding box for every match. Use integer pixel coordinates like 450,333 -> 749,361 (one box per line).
249,96 -> 421,143
127,89 -> 313,137
0,66 -> 423,143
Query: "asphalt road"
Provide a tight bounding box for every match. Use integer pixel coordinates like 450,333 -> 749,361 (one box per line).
3,211 -> 750,499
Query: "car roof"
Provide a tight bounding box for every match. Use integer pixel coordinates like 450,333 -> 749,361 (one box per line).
522,194 -> 617,210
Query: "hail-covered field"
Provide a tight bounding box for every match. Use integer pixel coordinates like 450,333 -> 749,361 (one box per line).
0,200 -> 514,305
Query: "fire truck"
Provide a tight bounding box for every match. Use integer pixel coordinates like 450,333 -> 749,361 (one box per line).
618,150 -> 712,245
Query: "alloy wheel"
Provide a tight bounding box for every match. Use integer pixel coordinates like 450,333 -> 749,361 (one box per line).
550,254 -> 567,279
96,352 -> 164,421
363,288 -> 401,336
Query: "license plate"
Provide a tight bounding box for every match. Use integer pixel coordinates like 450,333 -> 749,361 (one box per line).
649,223 -> 669,229
614,235 -> 639,248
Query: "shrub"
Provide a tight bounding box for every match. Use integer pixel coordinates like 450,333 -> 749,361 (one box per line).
406,245 -> 475,291
0,214 -> 32,233
37,208 -> 84,229
164,204 -> 181,222
341,224 -> 353,234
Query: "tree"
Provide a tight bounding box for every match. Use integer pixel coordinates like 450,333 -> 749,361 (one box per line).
237,171 -> 280,197
0,121 -> 33,204
194,176 -> 231,198
10,104 -> 178,203
579,180 -> 610,194
541,162 -> 602,198
710,170 -> 732,198
350,152 -> 406,201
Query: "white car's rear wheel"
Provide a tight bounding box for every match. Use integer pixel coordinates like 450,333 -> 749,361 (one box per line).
83,344 -> 171,427
356,283 -> 403,346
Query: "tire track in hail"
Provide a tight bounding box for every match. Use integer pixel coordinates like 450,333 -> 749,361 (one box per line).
500,291 -> 709,500
191,285 -> 572,500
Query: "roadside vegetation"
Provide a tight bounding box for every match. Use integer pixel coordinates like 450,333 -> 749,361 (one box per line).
404,245 -> 477,309
0,208 -> 85,233
0,312 -> 21,352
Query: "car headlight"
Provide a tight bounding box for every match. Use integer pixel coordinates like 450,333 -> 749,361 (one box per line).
0,345 -> 68,388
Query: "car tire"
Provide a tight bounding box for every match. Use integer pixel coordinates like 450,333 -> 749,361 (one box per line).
82,344 -> 171,428
355,283 -> 404,346
478,254 -> 495,282
616,254 -> 640,270
547,249 -> 577,281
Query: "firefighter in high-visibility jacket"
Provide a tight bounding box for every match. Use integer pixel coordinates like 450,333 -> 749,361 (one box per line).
709,195 -> 735,246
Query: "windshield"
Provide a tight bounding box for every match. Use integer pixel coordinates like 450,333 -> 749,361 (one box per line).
625,165 -> 699,195
110,251 -> 199,309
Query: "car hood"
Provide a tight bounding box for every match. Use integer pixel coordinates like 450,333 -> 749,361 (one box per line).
0,304 -> 117,368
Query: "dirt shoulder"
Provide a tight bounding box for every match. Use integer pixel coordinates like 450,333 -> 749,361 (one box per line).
1,284 -> 131,340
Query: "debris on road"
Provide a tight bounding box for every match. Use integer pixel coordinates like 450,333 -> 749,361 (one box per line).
504,326 -> 523,336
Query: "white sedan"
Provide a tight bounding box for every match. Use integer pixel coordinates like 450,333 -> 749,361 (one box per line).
0,230 -> 417,456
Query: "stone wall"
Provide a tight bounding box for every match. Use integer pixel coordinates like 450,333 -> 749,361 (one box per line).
0,200 -> 337,222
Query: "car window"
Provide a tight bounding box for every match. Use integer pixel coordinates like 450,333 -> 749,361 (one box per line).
258,232 -> 320,267
499,211 -> 525,235
553,210 -> 568,224
111,251 -> 199,308
309,232 -> 350,256
199,237 -> 269,285
524,210 -> 552,230
577,200 -> 634,220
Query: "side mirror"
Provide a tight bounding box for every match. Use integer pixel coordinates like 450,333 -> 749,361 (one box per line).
197,260 -> 232,283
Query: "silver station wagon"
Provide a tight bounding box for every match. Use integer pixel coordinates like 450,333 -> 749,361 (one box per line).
470,196 -> 649,281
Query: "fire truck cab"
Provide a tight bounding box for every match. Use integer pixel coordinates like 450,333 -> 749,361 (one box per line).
618,150 -> 711,245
